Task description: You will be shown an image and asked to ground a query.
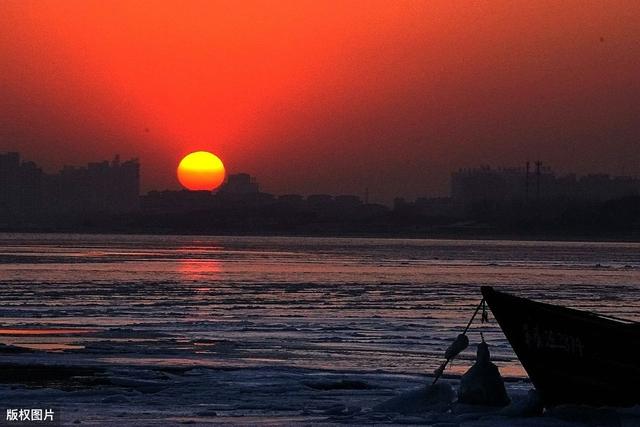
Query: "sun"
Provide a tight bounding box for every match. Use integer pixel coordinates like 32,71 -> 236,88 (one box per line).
177,151 -> 226,191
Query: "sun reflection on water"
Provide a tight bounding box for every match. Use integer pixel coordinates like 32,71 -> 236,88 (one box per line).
177,258 -> 222,282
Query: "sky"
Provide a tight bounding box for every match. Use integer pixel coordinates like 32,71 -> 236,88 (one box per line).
1,0 -> 639,202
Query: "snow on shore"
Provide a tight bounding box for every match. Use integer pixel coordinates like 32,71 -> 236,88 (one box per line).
1,353 -> 639,426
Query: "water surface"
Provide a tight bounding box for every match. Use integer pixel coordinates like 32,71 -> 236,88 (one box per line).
1,234 -> 639,424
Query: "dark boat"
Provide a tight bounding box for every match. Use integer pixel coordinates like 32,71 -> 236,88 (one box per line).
481,286 -> 640,407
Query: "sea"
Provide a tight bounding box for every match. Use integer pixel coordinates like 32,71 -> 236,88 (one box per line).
1,233 -> 639,425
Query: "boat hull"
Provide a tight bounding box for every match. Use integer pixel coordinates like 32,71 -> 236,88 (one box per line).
481,286 -> 640,407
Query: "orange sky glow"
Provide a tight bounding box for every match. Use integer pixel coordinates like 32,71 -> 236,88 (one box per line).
1,1 -> 639,201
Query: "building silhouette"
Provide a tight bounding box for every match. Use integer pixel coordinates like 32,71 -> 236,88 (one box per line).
141,173 -> 267,213
451,163 -> 640,207
0,153 -> 140,223
3,151 -> 637,234
447,163 -> 640,224
218,173 -> 259,195
141,190 -> 214,214
45,155 -> 140,214
139,171 -> 388,230
0,152 -> 44,220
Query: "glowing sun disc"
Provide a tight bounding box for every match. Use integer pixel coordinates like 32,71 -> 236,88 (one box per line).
177,151 -> 226,191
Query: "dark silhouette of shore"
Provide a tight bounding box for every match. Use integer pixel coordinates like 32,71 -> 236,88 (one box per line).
3,194 -> 639,242
2,152 -> 639,240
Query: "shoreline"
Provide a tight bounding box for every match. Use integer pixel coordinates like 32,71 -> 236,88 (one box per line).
2,227 -> 640,243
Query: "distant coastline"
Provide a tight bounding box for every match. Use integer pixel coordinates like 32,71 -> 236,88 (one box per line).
2,224 -> 639,244
3,152 -> 639,242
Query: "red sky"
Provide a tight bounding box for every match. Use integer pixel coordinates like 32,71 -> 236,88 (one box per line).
1,0 -> 639,202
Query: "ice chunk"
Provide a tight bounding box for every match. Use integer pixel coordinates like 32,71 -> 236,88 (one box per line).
373,382 -> 455,414
499,389 -> 543,418
457,342 -> 509,407
303,379 -> 374,390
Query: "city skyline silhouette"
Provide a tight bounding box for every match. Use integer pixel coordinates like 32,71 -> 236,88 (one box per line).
2,150 -> 638,237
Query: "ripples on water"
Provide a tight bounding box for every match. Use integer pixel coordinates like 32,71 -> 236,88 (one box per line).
1,234 -> 639,423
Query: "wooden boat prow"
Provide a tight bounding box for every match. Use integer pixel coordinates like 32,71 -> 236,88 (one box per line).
481,286 -> 640,407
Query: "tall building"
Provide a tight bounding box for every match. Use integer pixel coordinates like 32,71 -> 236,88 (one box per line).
45,155 -> 140,214
0,152 -> 44,220
451,163 -> 640,207
218,173 -> 259,195
0,152 -> 140,222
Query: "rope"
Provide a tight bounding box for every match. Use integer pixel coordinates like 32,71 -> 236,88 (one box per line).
431,297 -> 485,386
